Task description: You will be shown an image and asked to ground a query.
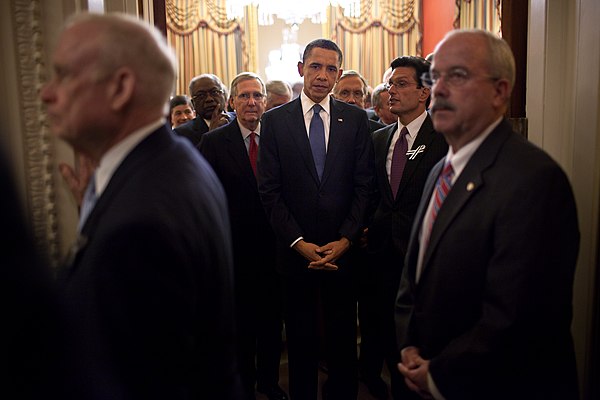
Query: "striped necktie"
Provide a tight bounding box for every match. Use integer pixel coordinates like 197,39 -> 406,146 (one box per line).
426,161 -> 454,243
78,173 -> 98,231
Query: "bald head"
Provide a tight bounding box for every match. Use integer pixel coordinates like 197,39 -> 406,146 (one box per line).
41,12 -> 178,160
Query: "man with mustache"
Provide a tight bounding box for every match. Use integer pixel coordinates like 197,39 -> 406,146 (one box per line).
395,29 -> 579,399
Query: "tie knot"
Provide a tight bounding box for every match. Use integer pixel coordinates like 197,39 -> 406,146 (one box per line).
312,104 -> 323,115
400,126 -> 409,137
442,162 -> 454,178
249,131 -> 256,139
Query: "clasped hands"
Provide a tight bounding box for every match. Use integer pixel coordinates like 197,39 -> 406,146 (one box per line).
398,346 -> 433,399
294,237 -> 351,271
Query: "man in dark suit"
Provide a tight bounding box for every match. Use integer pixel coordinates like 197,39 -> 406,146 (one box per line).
396,29 -> 579,399
258,38 -> 375,399
174,73 -> 235,146
359,56 -> 447,399
41,13 -> 242,399
199,72 -> 288,400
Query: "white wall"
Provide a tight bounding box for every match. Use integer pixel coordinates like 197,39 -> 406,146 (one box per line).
528,0 -> 600,397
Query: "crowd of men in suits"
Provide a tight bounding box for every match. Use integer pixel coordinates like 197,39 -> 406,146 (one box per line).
9,10 -> 580,400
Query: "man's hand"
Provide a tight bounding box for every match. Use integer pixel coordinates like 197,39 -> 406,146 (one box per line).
59,153 -> 96,207
208,105 -> 230,130
398,346 -> 433,399
307,237 -> 352,271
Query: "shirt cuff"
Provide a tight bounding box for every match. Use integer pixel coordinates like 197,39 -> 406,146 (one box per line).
290,237 -> 303,248
427,372 -> 446,400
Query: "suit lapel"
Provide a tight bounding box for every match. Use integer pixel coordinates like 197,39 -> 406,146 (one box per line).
396,115 -> 436,200
67,126 -> 171,273
379,123 -> 398,202
420,120 -> 512,278
286,98 -> 321,184
323,98 -> 346,185
406,160 -> 441,282
224,120 -> 256,183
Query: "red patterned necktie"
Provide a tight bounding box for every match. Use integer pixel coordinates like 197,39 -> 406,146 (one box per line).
389,127 -> 408,199
248,131 -> 258,176
427,161 -> 454,239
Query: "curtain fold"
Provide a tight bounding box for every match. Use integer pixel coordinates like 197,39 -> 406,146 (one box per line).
165,1 -> 501,96
166,0 -> 247,96
455,0 -> 502,34
327,0 -> 421,89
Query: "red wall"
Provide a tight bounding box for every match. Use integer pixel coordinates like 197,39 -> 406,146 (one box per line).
422,0 -> 456,57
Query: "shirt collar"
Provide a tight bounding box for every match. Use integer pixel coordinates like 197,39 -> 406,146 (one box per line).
95,118 -> 165,196
399,110 -> 428,140
300,90 -> 330,118
237,120 -> 261,140
443,116 -> 502,178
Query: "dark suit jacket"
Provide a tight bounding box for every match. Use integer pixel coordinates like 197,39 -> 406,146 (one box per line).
198,119 -> 277,280
258,96 -> 375,275
173,111 -> 235,147
368,115 -> 447,259
1,147 -> 67,399
58,125 -> 242,399
395,119 -> 579,399
368,118 -> 386,133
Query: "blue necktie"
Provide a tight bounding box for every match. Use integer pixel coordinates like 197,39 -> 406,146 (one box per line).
309,104 -> 326,180
78,173 -> 98,231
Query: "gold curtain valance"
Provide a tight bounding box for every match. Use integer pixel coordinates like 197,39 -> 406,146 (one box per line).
166,0 -> 241,35
335,0 -> 416,35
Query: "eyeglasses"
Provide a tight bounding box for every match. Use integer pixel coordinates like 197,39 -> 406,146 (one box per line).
384,80 -> 419,91
192,89 -> 223,102
336,90 -> 365,99
236,92 -> 265,102
420,68 -> 498,88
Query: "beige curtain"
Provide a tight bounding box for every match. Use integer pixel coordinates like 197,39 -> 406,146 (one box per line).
166,0 -> 248,96
455,0 -> 502,34
325,0 -> 421,89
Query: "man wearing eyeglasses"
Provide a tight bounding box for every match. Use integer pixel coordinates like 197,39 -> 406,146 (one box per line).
332,70 -> 386,133
395,30 -> 579,400
359,56 -> 448,400
198,72 -> 288,400
174,73 -> 235,146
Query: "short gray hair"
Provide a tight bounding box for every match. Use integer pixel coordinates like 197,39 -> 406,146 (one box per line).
66,12 -> 177,108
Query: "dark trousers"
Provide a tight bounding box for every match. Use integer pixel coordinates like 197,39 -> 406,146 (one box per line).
357,246 -> 413,399
236,272 -> 285,398
283,270 -> 358,400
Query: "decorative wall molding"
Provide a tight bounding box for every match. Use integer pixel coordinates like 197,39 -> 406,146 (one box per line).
11,0 -> 60,266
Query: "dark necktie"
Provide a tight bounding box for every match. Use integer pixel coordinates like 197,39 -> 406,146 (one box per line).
389,127 -> 408,199
248,131 -> 258,176
309,104 -> 326,181
78,172 -> 98,231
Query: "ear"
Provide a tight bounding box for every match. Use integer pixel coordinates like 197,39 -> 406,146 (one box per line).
337,68 -> 343,81
419,87 -> 431,104
492,78 -> 511,108
106,67 -> 135,111
297,61 -> 304,77
229,96 -> 235,111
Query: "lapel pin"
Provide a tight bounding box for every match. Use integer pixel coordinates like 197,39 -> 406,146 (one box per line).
466,182 -> 475,191
406,144 -> 426,160
338,118 -> 343,122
